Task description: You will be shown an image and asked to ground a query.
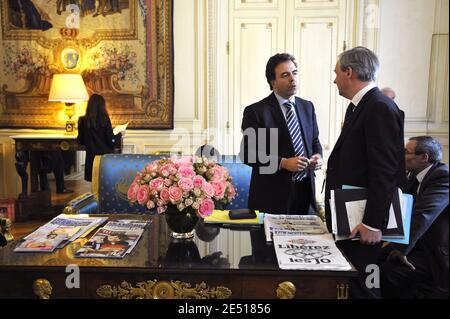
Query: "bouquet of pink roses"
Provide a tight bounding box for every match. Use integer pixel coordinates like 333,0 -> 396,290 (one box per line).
127,156 -> 237,218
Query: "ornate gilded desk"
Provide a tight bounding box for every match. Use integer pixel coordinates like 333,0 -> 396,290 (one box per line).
0,214 -> 357,299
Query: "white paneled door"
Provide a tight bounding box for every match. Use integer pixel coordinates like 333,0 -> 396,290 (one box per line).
226,0 -> 351,159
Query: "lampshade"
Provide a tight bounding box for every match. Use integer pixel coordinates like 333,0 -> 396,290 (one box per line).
48,74 -> 89,103
49,73 -> 88,134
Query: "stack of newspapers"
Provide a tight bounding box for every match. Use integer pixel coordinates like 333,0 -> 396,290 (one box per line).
14,214 -> 108,253
263,214 -> 328,242
74,220 -> 150,259
263,214 -> 352,271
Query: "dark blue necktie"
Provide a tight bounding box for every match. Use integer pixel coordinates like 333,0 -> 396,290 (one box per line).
284,102 -> 306,181
343,103 -> 356,128
409,175 -> 420,200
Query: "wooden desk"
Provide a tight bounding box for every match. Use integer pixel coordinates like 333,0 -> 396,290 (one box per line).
0,215 -> 357,299
10,134 -> 85,221
10,134 -> 121,221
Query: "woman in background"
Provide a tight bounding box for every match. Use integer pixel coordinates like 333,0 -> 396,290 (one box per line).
77,94 -> 123,182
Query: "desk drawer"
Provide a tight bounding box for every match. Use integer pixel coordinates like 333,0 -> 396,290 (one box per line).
242,274 -> 350,299
83,271 -> 242,299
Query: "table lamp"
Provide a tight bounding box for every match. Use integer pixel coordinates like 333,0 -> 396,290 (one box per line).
48,74 -> 89,134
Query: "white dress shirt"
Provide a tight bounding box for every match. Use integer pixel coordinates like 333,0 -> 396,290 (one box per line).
415,164 -> 433,194
351,83 -> 376,108
274,92 -> 296,120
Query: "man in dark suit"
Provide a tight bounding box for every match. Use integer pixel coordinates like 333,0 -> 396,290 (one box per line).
239,53 -> 322,214
325,47 -> 406,298
380,136 -> 449,298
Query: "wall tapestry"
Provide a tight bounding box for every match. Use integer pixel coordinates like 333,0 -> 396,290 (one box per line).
0,0 -> 174,129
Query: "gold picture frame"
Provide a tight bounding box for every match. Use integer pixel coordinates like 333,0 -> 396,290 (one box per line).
0,0 -> 174,129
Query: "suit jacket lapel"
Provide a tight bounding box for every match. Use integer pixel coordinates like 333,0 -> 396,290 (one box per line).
269,93 -> 291,146
331,87 -> 378,153
417,163 -> 439,198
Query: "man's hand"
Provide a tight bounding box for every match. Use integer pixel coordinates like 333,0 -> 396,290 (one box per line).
387,250 -> 416,270
281,156 -> 309,172
309,153 -> 323,171
349,223 -> 382,245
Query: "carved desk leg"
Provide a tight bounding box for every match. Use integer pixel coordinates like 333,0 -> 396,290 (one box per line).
15,151 -> 29,200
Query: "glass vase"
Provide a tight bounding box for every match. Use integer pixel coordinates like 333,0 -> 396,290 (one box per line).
164,205 -> 199,239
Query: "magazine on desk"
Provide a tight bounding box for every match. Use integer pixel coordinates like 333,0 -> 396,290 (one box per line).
14,214 -> 108,253
263,214 -> 328,242
14,224 -> 81,252
273,233 -> 352,271
74,219 -> 150,258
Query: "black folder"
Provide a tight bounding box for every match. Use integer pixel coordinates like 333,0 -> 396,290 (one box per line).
333,188 -> 404,238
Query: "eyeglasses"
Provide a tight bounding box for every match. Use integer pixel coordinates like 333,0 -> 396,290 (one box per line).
405,149 -> 424,156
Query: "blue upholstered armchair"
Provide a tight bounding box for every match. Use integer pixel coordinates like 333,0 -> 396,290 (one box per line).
64,154 -> 252,214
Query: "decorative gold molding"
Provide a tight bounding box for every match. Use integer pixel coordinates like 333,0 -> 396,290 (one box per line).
33,279 -> 53,299
276,281 -> 296,299
336,283 -> 349,299
97,280 -> 232,299
0,0 -> 174,129
1,2 -> 137,42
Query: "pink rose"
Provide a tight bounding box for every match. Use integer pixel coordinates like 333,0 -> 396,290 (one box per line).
160,188 -> 170,202
133,175 -> 141,183
212,181 -> 226,199
177,166 -> 195,178
178,177 -> 194,192
159,163 -> 175,177
227,183 -> 237,199
145,163 -> 157,173
168,186 -> 183,203
192,201 -> 200,210
198,198 -> 214,217
137,185 -> 150,205
160,167 -> 170,177
209,166 -> 224,181
149,177 -> 164,191
127,182 -> 139,202
202,182 -> 215,198
174,156 -> 193,168
193,175 -> 205,188
164,178 -> 173,187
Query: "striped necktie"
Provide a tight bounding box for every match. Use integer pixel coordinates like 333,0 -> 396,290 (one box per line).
284,102 -> 306,181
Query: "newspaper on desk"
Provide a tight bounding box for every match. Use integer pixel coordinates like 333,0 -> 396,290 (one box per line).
74,219 -> 150,258
273,233 -> 352,271
263,214 -> 328,242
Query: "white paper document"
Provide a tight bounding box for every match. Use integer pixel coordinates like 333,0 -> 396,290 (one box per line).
345,200 -> 366,231
113,122 -> 129,135
344,198 -> 399,232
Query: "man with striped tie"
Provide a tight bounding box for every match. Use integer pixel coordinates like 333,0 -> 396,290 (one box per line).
240,53 -> 323,214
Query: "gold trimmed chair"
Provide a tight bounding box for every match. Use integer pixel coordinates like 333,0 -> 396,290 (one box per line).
64,154 -> 252,214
